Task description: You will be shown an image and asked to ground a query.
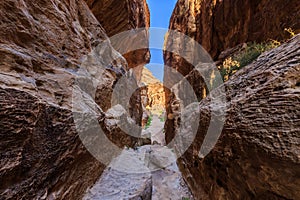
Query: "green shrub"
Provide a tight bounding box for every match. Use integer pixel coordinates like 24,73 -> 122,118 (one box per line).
237,41 -> 279,67
159,115 -> 165,122
218,40 -> 280,81
144,114 -> 153,129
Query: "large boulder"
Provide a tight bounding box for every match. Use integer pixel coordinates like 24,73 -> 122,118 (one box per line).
0,0 -> 147,199
175,35 -> 300,199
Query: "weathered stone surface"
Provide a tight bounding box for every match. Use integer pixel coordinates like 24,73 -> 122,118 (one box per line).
163,0 -> 300,93
83,147 -> 152,200
176,35 -> 300,199
165,68 -> 208,144
0,0 -> 148,199
164,3 -> 300,198
84,145 -> 193,200
84,168 -> 152,200
165,0 -> 300,63
140,66 -> 166,115
85,0 -> 150,37
85,0 -> 151,123
0,87 -> 104,200
85,0 -> 151,70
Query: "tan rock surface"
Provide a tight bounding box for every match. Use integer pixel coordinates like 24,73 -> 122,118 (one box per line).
165,0 -> 300,64
0,0 -> 148,199
163,0 -> 300,95
140,66 -> 165,114
84,145 -> 193,200
85,0 -> 151,71
163,3 -> 300,198
174,35 -> 300,199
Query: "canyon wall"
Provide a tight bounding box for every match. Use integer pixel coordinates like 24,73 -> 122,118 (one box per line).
164,0 -> 300,199
138,66 -> 166,126
140,67 -> 165,114
164,0 -> 300,141
85,0 -> 151,125
0,0 -> 149,199
164,0 -> 300,63
85,0 -> 151,77
175,35 -> 300,199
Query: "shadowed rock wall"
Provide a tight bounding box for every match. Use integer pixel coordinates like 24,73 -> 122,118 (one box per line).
176,35 -> 300,199
0,0 -> 149,199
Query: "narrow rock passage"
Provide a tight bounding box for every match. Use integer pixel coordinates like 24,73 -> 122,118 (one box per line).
83,115 -> 193,200
143,115 -> 166,145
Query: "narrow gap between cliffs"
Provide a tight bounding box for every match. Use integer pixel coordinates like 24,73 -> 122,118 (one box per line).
84,1 -> 195,200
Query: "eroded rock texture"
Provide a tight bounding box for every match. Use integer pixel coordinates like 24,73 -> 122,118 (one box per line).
164,3 -> 300,198
176,35 -> 300,199
164,0 -> 300,71
0,0 -> 148,199
85,0 -> 150,37
165,68 -> 208,144
140,67 -> 166,114
85,0 -> 151,124
85,0 -> 151,71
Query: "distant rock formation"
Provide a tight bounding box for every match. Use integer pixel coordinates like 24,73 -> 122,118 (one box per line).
140,66 -> 166,116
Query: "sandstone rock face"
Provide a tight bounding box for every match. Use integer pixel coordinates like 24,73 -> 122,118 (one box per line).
141,66 -> 161,85
85,0 -> 151,71
0,0 -> 147,199
175,35 -> 300,199
83,147 -> 153,200
164,0 -> 299,147
85,0 -> 150,37
164,0 -> 300,67
85,0 -> 151,124
140,67 -> 166,115
165,68 -> 208,144
84,166 -> 152,200
164,3 -> 300,198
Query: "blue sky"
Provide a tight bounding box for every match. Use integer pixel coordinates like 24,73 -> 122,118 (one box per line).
146,0 -> 177,81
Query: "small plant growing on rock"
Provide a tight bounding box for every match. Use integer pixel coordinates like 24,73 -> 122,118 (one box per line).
144,114 -> 153,129
238,41 -> 279,67
284,27 -> 295,37
218,40 -> 280,81
159,114 -> 165,122
219,57 -> 240,81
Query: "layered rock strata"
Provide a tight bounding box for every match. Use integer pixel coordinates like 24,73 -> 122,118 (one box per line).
0,0 -> 149,199
164,0 -> 300,62
173,35 -> 300,199
164,3 -> 300,198
163,0 -> 300,108
140,66 -> 165,115
85,0 -> 151,76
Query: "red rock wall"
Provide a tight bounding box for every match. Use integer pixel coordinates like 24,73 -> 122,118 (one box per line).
0,0 -> 148,199
163,1 -> 300,199
177,35 -> 300,199
165,0 -> 300,62
85,0 -> 151,70
85,0 -> 151,124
